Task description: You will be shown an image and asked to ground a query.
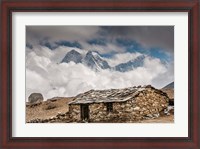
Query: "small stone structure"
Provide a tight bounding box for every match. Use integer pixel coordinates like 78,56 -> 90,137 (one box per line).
28,93 -> 43,104
68,85 -> 169,122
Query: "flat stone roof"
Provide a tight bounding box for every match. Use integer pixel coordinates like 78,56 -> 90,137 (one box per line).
69,86 -> 148,105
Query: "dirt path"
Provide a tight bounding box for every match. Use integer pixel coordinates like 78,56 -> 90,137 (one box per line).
139,114 -> 174,123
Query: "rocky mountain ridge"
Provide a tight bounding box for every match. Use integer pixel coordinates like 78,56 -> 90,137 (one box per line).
61,50 -> 145,72
162,82 -> 174,89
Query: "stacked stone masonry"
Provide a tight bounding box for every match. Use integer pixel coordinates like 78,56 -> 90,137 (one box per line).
69,87 -> 169,123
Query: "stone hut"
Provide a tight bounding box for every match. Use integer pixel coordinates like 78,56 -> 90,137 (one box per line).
68,85 -> 169,123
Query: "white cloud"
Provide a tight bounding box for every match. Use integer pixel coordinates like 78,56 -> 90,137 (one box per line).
26,46 -> 173,101
105,52 -> 142,67
27,46 -> 87,63
151,61 -> 174,88
26,69 -> 51,98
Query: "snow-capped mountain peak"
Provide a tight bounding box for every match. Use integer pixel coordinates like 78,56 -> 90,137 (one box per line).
82,51 -> 110,71
114,55 -> 145,72
61,49 -> 83,64
61,50 -> 145,72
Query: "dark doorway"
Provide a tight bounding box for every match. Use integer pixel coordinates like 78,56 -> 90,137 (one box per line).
81,104 -> 89,121
106,102 -> 113,112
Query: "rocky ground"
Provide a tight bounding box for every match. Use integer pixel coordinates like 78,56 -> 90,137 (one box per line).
26,97 -> 73,122
26,88 -> 174,123
139,114 -> 174,123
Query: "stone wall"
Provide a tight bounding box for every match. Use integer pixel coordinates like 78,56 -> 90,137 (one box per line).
89,103 -> 109,122
69,88 -> 169,123
69,104 -> 80,122
111,89 -> 169,122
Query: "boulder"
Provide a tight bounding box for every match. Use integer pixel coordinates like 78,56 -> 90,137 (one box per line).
28,93 -> 43,104
45,103 -> 57,110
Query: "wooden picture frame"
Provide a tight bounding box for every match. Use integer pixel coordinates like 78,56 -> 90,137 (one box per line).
0,0 -> 199,148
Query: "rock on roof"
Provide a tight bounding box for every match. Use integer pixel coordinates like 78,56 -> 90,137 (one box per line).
69,85 -> 167,105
